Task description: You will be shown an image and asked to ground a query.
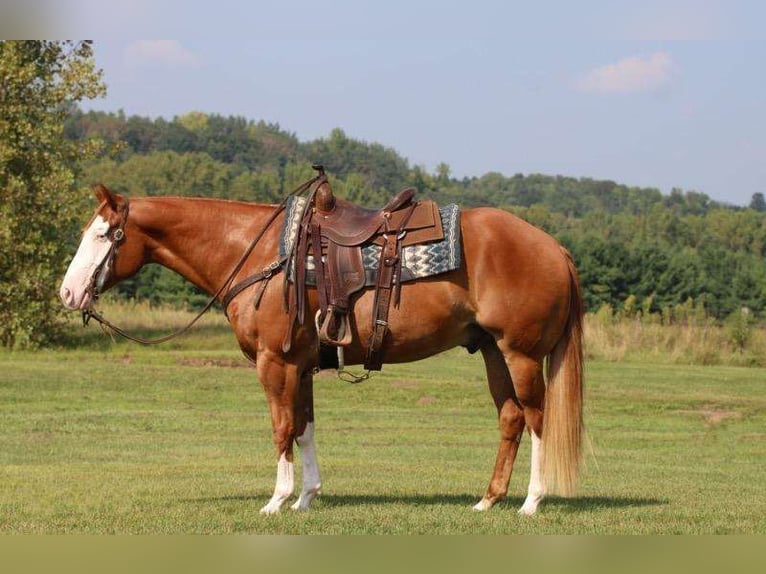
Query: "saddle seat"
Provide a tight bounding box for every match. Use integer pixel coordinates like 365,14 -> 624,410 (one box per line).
315,185 -> 417,246
313,182 -> 443,248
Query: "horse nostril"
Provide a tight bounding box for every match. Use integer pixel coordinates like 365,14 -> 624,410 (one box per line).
60,287 -> 72,305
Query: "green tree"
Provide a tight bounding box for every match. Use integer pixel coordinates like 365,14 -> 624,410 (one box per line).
435,162 -> 451,184
750,192 -> 766,212
303,127 -> 411,194
0,41 -> 105,348
84,150 -> 248,199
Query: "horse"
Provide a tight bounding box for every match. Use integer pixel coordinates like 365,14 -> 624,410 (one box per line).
59,182 -> 584,515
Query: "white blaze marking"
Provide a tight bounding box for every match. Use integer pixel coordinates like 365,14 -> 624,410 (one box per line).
259,452 -> 294,514
59,215 -> 113,310
291,422 -> 322,511
519,430 -> 545,516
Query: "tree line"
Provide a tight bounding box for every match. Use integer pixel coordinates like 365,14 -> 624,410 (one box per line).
65,109 -> 766,322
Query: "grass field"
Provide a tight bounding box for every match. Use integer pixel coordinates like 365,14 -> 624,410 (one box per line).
0,307 -> 764,534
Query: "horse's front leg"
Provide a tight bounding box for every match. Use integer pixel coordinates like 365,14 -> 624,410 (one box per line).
291,371 -> 322,510
257,354 -> 321,514
258,353 -> 301,514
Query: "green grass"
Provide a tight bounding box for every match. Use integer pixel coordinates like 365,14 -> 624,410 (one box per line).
1,314 -> 764,533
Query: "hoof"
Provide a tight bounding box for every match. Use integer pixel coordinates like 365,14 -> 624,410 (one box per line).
472,498 -> 494,511
290,487 -> 321,511
259,504 -> 281,515
518,493 -> 543,516
260,495 -> 289,514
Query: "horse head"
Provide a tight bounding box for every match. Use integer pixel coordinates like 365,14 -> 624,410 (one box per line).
59,184 -> 144,310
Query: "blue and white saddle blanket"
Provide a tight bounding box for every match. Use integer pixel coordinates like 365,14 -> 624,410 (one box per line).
278,196 -> 462,285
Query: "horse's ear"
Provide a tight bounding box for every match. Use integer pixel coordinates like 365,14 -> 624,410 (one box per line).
93,184 -> 118,210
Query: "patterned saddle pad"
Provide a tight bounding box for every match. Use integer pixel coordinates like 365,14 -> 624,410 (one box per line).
279,196 -> 462,285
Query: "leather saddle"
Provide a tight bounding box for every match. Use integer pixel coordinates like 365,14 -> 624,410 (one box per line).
285,165 -> 444,371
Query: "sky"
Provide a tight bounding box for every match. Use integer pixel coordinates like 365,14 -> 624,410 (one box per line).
25,0 -> 766,205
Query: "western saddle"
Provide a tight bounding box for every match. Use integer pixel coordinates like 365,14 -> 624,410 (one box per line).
284,165 -> 444,372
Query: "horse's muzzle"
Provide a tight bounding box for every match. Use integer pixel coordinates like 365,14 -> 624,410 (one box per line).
59,285 -> 90,311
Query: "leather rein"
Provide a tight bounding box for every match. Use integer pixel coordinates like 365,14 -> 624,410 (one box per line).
81,174 -> 323,345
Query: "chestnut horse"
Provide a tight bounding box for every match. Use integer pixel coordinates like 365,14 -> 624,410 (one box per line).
59,183 -> 584,515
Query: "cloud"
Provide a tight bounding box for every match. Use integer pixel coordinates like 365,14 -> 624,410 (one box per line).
578,52 -> 673,94
124,40 -> 202,68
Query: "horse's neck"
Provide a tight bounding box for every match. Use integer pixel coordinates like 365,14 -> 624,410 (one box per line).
133,197 -> 277,295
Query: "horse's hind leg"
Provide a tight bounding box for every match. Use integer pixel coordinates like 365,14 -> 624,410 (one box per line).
473,342 -> 526,511
502,349 -> 547,516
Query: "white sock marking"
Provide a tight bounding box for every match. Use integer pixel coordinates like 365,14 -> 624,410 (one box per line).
291,422 -> 322,511
260,452 -> 294,514
519,430 -> 545,516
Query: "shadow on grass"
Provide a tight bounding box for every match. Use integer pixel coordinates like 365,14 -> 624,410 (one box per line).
186,492 -> 668,511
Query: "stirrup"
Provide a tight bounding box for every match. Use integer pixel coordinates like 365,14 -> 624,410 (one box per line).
318,307 -> 353,346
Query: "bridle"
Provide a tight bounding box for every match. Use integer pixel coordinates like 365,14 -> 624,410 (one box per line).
85,198 -> 130,305
81,172 -> 324,345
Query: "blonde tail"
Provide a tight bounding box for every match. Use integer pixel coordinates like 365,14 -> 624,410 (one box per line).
542,247 -> 584,496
